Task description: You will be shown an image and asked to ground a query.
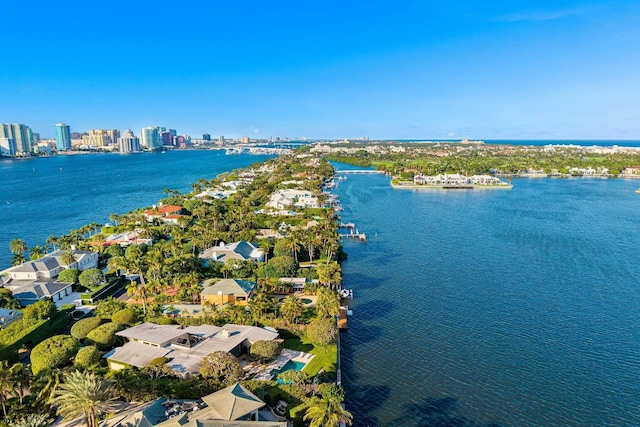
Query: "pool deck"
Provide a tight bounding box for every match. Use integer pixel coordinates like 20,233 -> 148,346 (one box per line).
248,348 -> 315,381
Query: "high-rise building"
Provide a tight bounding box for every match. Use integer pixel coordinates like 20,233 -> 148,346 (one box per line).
0,138 -> 16,157
161,131 -> 174,146
107,129 -> 120,146
32,132 -> 40,146
141,127 -> 161,149
0,124 -> 33,154
218,135 -> 225,145
203,133 -> 211,141
117,129 -> 141,153
82,129 -> 108,148
55,123 -> 72,151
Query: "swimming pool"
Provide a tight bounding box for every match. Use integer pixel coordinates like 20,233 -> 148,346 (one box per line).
271,360 -> 306,381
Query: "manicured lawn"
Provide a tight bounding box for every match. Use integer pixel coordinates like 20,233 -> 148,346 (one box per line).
279,329 -> 337,376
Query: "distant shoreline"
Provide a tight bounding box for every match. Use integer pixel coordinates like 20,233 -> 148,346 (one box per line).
391,181 -> 513,190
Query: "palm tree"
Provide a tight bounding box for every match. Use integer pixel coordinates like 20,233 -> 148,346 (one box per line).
0,360 -> 12,417
9,363 -> 30,404
51,371 -> 117,427
29,244 -> 46,261
258,239 -> 274,263
303,397 -> 353,427
285,236 -> 301,262
280,295 -> 303,324
126,280 -> 148,315
108,213 -> 119,227
9,238 -> 27,255
60,250 -> 77,267
11,253 -> 26,266
46,235 -> 59,251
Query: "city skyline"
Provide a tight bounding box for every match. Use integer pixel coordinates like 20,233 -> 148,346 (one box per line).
1,1 -> 640,139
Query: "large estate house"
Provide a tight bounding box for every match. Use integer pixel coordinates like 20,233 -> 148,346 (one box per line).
0,249 -> 98,305
265,189 -> 320,210
199,241 -> 264,263
143,203 -> 185,224
106,322 -> 279,376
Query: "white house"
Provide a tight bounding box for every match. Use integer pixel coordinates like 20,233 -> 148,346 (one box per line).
199,241 -> 264,263
1,249 -> 98,306
265,189 -> 319,210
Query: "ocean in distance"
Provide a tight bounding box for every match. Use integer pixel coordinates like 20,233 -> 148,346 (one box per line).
333,165 -> 640,426
0,150 -> 273,269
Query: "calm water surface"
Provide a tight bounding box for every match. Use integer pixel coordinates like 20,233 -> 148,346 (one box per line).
335,170 -> 640,426
0,151 -> 272,268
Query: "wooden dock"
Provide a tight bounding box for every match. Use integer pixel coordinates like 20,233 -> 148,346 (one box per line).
339,232 -> 366,241
338,307 -> 348,329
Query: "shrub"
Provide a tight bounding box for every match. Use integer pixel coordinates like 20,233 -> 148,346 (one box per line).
57,268 -> 80,283
78,268 -> 105,289
104,245 -> 124,258
277,369 -> 308,385
306,318 -> 338,346
250,340 -> 282,363
199,351 -> 244,386
94,297 -> 126,319
268,256 -> 298,277
111,308 -> 138,326
70,317 -> 102,340
22,299 -> 57,320
74,345 -> 101,368
85,322 -> 122,350
31,335 -> 79,374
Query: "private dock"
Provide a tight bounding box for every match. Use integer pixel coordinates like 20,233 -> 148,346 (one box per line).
340,232 -> 366,241
338,307 -> 348,329
339,222 -> 355,229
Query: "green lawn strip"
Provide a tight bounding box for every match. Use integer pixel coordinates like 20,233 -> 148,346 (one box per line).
279,329 -> 337,376
304,344 -> 337,376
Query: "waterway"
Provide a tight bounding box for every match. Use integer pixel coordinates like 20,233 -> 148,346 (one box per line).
0,151 -> 273,269
335,167 -> 640,426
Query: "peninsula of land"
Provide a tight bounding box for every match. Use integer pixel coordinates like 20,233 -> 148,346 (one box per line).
0,148 -> 353,427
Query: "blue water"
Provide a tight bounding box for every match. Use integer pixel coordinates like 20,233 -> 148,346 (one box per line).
3,152 -> 640,426
0,151 -> 273,269
335,170 -> 640,426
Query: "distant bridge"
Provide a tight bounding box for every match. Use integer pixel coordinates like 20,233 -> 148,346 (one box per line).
335,170 -> 386,174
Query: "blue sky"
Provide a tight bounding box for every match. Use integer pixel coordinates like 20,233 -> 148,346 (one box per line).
1,0 -> 639,139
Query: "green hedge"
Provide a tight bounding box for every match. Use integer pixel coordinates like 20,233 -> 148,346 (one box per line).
0,308 -> 73,363
80,277 -> 125,304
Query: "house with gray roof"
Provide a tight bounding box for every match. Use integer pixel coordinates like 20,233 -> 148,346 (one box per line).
199,241 -> 263,264
10,280 -> 74,305
1,248 -> 98,306
155,384 -> 284,427
0,308 -> 22,328
107,322 -> 278,377
101,384 -> 285,427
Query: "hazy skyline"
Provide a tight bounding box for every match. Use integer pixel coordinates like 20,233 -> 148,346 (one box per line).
2,1 -> 639,139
